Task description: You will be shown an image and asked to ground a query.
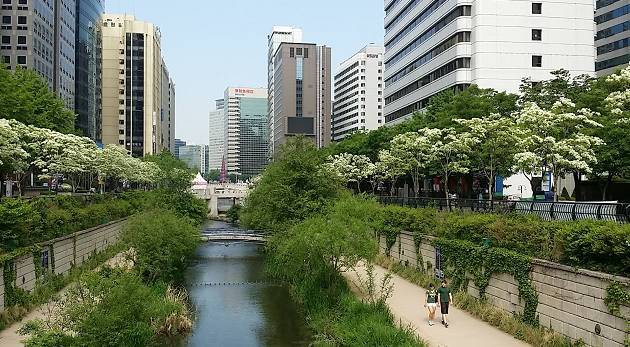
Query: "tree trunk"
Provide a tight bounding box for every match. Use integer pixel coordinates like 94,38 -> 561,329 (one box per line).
572,172 -> 581,201
444,171 -> 450,210
602,173 -> 613,201
553,173 -> 559,202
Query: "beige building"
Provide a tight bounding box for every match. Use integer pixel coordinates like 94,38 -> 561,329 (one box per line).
101,14 -> 171,157
271,42 -> 331,153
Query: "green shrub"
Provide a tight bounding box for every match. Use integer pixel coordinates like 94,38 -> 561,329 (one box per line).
22,269 -> 192,347
557,221 -> 630,275
0,199 -> 40,249
123,209 -> 200,283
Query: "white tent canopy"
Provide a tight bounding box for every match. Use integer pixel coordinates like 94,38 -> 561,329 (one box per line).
191,172 -> 207,189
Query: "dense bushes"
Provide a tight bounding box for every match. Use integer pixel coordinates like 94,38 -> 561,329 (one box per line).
0,193 -> 151,252
123,210 -> 200,283
22,268 -> 192,347
374,203 -> 630,276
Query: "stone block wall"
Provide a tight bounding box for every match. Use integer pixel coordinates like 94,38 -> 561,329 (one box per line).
379,233 -> 629,347
1,219 -> 126,312
14,254 -> 36,292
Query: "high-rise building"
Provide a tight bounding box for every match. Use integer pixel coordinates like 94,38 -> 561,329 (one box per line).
383,0 -> 595,125
270,42 -> 332,153
174,138 -> 186,159
333,44 -> 385,141
160,59 -> 175,153
179,144 -> 208,174
1,0 -> 76,109
267,26 -> 303,157
208,99 -> 224,171
222,87 -> 268,177
75,0 -> 104,141
595,0 -> 630,76
101,14 -> 170,157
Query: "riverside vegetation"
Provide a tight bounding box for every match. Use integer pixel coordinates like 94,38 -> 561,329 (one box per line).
239,136 -> 630,346
0,152 -> 208,346
241,138 -> 425,346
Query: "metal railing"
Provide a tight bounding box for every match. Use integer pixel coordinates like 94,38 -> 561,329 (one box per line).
377,196 -> 630,223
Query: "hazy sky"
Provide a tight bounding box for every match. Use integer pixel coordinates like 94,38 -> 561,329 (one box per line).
106,0 -> 385,145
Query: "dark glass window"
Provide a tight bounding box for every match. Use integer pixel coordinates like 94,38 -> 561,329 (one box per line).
532,29 -> 542,41
2,16 -> 11,24
17,35 -> 25,44
1,35 -> 9,44
17,55 -> 26,64
532,55 -> 542,67
532,3 -> 542,14
17,15 -> 26,24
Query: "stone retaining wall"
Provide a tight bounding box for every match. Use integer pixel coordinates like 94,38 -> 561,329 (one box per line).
1,219 -> 126,313
380,232 -> 629,347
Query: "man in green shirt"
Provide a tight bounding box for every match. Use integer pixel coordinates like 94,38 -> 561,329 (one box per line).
437,279 -> 453,328
424,283 -> 438,326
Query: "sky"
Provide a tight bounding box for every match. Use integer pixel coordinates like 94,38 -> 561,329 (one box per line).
106,0 -> 385,146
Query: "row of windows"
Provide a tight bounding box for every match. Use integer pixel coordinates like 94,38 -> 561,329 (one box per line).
385,84 -> 469,123
335,67 -> 358,87
1,15 -> 27,24
597,0 -> 625,10
596,20 -> 630,41
597,37 -> 630,55
596,4 -> 630,24
385,6 -> 471,69
386,31 -> 470,88
332,111 -> 358,125
385,0 -> 432,33
385,57 -> 471,105
385,0 -> 449,51
335,82 -> 358,99
334,98 -> 358,113
332,119 -> 358,132
334,76 -> 359,95
2,0 -> 28,5
334,90 -> 358,107
385,0 -> 404,16
596,54 -> 629,71
335,61 -> 358,80
335,104 -> 359,119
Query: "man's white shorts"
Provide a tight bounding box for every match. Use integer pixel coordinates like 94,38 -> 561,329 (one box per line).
427,303 -> 437,309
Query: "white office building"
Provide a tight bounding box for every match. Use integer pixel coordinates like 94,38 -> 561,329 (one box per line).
595,0 -> 630,76
267,26 -> 303,156
208,99 -> 225,171
333,44 -> 385,141
383,0 -> 595,125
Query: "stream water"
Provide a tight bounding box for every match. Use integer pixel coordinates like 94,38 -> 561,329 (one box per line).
182,221 -> 311,346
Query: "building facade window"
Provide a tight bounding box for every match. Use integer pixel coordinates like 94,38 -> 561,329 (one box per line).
532,55 -> 542,67
532,3 -> 542,14
532,29 -> 542,41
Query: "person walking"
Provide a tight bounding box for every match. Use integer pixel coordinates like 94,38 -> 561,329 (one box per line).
438,279 -> 453,328
425,283 -> 438,326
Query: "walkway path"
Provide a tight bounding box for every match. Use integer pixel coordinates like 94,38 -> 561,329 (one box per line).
0,252 -> 132,346
344,264 -> 530,347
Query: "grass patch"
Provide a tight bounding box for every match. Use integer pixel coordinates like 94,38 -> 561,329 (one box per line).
0,242 -> 126,332
375,255 -> 584,347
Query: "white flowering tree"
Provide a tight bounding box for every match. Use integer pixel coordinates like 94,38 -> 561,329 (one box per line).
456,115 -> 522,201
325,153 -> 375,192
604,66 -> 630,124
389,131 -> 434,196
0,119 -> 29,195
46,134 -> 99,192
424,128 -> 478,203
377,149 -> 408,196
514,101 -> 603,201
96,144 -> 133,192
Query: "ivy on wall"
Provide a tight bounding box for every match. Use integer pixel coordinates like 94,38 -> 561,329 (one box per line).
605,281 -> 630,317
433,238 -> 539,326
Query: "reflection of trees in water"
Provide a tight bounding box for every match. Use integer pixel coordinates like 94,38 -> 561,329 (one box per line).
255,285 -> 312,346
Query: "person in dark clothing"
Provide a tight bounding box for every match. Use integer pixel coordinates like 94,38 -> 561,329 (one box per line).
437,279 -> 453,328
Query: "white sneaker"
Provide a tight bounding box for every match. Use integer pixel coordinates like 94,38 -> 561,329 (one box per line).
429,321 -> 434,326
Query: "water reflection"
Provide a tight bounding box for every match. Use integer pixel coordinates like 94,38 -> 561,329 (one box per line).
183,222 -> 311,346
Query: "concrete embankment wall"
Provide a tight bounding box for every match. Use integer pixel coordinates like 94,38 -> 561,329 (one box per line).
380,232 -> 629,347
0,219 -> 126,313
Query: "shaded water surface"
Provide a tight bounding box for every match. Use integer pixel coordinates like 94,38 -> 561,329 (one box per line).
183,221 -> 311,346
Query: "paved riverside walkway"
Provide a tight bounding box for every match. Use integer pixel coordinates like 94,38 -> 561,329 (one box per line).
344,264 -> 531,347
0,252 -> 132,346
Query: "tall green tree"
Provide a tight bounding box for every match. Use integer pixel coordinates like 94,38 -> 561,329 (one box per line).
240,136 -> 343,233
0,65 -> 76,133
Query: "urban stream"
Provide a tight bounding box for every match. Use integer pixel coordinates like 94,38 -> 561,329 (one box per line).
182,221 -> 311,346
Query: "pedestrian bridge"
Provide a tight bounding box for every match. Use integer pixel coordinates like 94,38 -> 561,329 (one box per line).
192,183 -> 249,218
200,228 -> 267,243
